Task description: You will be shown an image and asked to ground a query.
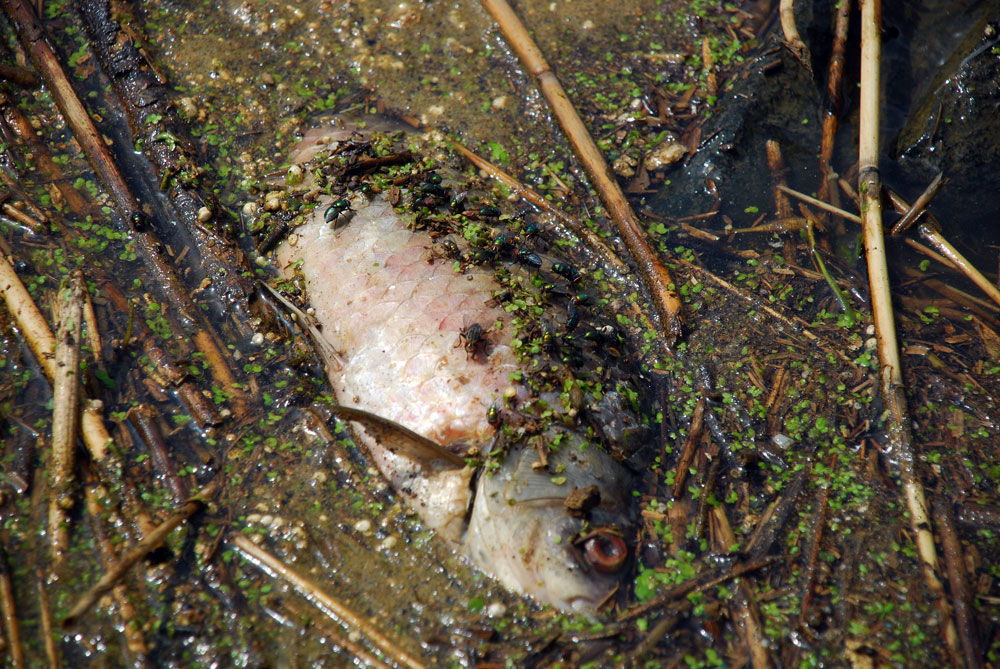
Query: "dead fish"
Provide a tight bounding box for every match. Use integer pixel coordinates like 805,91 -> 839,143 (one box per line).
273,121 -> 648,615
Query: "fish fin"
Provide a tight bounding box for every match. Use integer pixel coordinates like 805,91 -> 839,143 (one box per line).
331,405 -> 466,468
259,282 -> 344,372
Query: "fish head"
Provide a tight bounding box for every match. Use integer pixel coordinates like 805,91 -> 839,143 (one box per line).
464,433 -> 635,616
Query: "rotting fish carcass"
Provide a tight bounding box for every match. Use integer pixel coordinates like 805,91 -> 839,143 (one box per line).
272,120 -> 653,615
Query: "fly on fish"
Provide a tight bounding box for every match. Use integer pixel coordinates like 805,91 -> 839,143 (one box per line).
268,118 -> 654,615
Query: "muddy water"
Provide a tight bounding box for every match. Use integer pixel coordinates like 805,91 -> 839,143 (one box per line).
2,0 -> 1000,666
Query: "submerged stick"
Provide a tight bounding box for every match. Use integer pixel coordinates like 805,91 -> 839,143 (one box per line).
710,505 -> 772,669
231,534 -> 426,669
0,544 -> 25,669
857,2 -> 960,664
480,0 -> 683,345
49,271 -> 85,562
63,478 -> 218,626
818,0 -> 852,205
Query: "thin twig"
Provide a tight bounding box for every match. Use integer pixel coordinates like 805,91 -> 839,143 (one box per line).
63,478 -> 219,626
479,0 -> 683,345
778,184 -> 861,224
620,555 -> 781,621
449,139 -> 628,277
81,483 -> 150,664
231,534 -> 426,669
674,256 -> 853,363
857,2 -> 960,665
890,172 -> 946,235
671,396 -> 705,498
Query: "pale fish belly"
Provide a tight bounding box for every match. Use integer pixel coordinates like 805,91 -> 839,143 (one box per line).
275,131 -> 637,614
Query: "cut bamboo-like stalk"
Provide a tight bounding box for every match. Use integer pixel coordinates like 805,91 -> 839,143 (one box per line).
49,272 -> 85,562
0,254 -> 112,462
232,534 -> 426,669
479,0 -> 683,345
857,2 -> 960,664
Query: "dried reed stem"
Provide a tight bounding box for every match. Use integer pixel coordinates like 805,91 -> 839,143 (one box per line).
779,0 -> 808,61
858,1 -> 960,664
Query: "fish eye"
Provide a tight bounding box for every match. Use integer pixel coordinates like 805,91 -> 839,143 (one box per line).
578,528 -> 627,573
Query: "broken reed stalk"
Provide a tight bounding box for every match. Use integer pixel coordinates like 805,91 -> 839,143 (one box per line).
0,545 -> 25,669
0,254 -> 112,462
779,0 -> 808,61
778,184 -> 861,224
857,2 -> 960,664
479,0 -> 683,345
231,534 -> 426,669
63,478 -> 219,626
449,139 -> 628,277
890,172 -> 946,235
49,271 -> 85,562
883,188 -> 1000,310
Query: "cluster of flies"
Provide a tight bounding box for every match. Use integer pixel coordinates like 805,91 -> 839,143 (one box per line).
299,138 -> 625,427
